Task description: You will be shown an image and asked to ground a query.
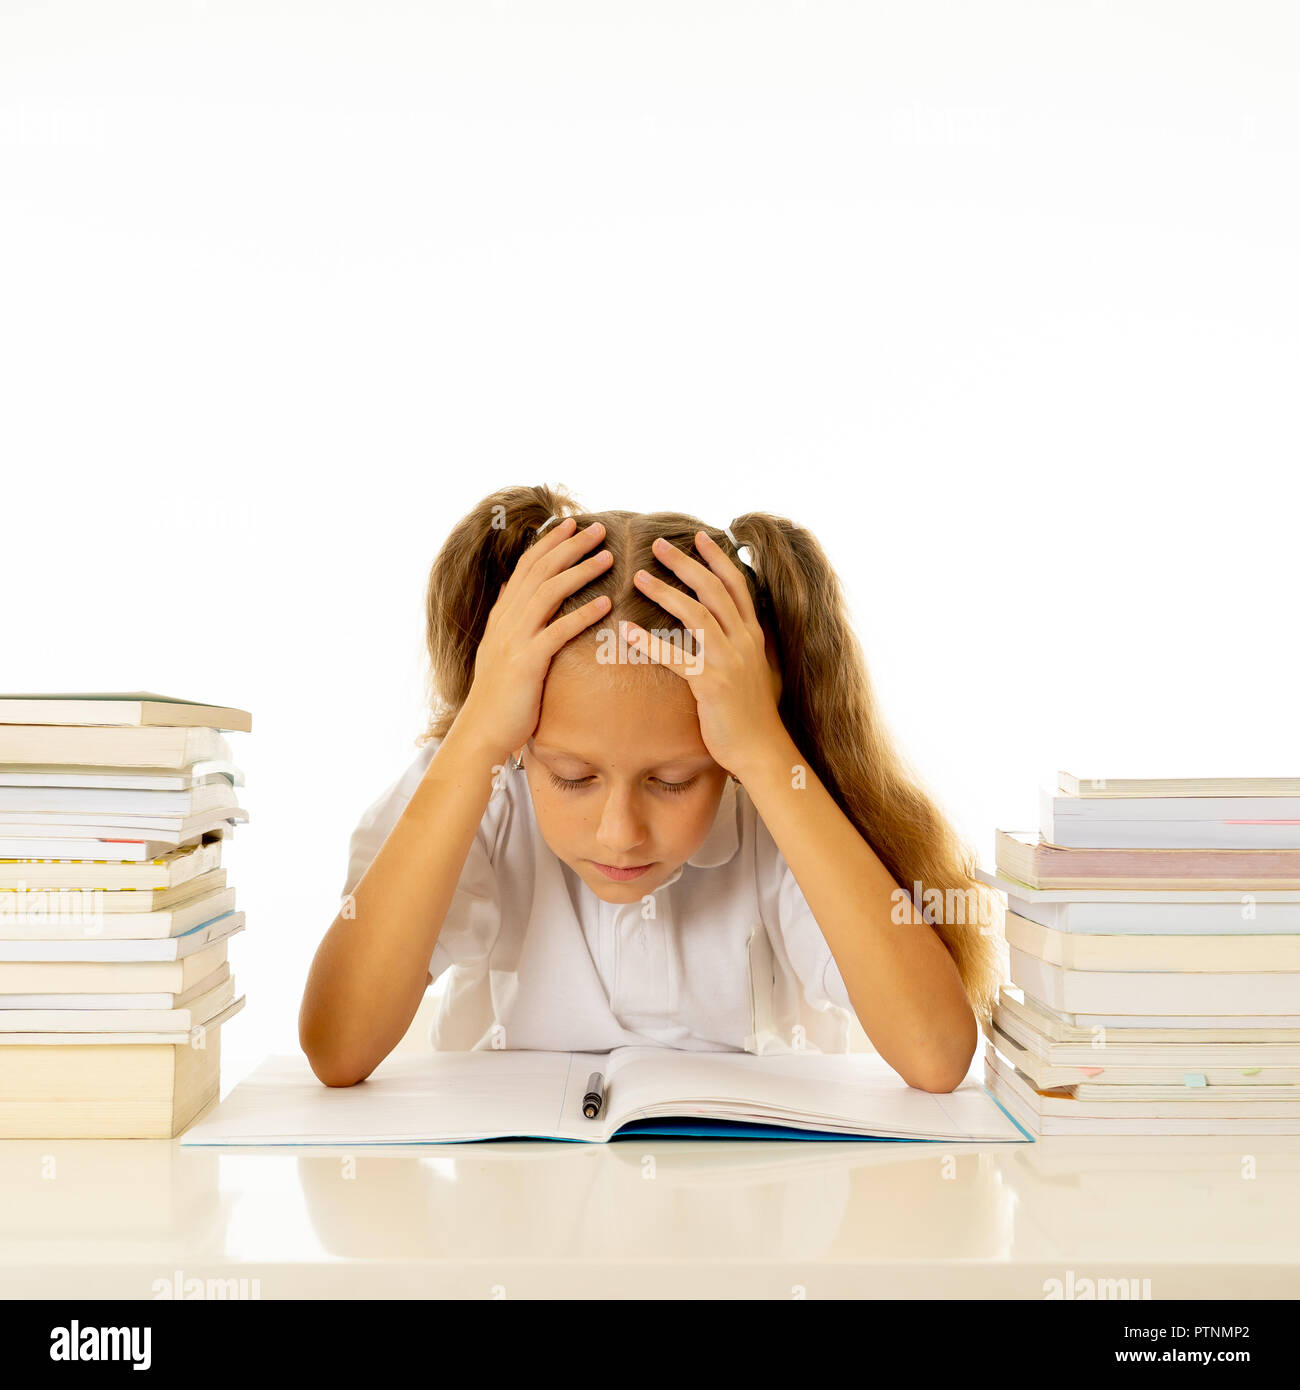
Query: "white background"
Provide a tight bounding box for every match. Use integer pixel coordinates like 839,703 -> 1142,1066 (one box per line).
2,2 -> 1296,1078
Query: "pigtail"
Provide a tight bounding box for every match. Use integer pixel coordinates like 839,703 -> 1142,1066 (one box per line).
420,483 -> 582,744
730,511 -> 1002,1023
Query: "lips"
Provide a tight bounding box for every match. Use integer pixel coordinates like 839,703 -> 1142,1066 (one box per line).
591,861 -> 653,882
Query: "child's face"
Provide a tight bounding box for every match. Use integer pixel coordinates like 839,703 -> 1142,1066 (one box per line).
520,650 -> 730,903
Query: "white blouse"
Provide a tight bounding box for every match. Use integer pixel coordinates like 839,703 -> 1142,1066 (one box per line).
340,738 -> 856,1056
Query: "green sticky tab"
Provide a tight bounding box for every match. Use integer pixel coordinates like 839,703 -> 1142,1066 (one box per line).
1242,1067 -> 1262,1076
1183,1073 -> 1207,1088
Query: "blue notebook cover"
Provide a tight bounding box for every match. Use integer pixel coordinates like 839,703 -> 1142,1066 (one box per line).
610,1118 -> 916,1141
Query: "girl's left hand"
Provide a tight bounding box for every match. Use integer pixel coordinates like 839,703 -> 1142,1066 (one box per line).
620,531 -> 786,779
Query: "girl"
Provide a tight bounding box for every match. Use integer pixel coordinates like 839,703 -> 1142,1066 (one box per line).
299,484 -> 999,1092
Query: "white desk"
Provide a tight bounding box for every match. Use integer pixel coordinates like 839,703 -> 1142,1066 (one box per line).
3,1051 -> 1297,1300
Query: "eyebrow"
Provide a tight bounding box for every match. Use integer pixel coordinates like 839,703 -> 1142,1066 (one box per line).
530,741 -> 712,773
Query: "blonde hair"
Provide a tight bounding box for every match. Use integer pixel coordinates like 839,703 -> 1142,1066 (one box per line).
421,483 -> 1002,1022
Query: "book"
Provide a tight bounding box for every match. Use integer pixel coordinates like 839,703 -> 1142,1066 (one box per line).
0,805 -> 245,854
990,998 -> 1300,1066
0,910 -> 243,962
0,761 -> 244,789
0,881 -> 233,937
0,778 -> 239,816
997,988 -> 1300,1045
0,994 -> 243,1046
984,1040 -> 1299,1101
1046,791 -> 1300,822
983,1018 -> 1300,1087
0,976 -> 238,1032
0,693 -> 251,732
1058,772 -> 1300,798
0,1012 -> 236,1138
995,829 -> 1300,890
0,965 -> 230,1011
1004,911 -> 1300,971
976,869 -> 1300,934
1040,787 -> 1300,850
0,725 -> 231,769
984,1046 -> 1300,1134
179,1047 -> 1032,1146
0,698 -> 249,1140
1014,988 -> 1300,1031
0,937 -> 229,991
1009,946 -> 1300,1015
0,833 -> 224,889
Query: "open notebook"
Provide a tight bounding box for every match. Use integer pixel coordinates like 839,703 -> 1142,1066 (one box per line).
179,1046 -> 1031,1145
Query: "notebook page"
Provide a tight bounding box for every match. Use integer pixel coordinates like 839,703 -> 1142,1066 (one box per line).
604,1047 -> 1024,1141
180,1050 -> 576,1145
550,1051 -> 629,1141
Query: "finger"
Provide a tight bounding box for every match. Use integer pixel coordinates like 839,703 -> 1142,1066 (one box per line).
526,547 -> 613,627
511,515 -> 577,580
631,564 -> 719,641
523,519 -> 607,584
542,594 -> 612,654
645,536 -> 747,639
690,531 -> 762,629
619,620 -> 696,679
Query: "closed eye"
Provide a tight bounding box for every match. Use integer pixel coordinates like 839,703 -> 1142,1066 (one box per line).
547,772 -> 697,795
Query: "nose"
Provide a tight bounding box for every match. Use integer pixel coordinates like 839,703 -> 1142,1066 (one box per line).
594,782 -> 651,859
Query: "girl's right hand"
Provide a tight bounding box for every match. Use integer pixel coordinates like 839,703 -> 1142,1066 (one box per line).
457,517 -> 614,759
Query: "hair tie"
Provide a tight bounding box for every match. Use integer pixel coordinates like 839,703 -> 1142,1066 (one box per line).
723,524 -> 753,570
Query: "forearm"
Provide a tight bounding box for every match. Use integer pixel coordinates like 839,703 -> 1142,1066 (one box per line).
734,725 -> 977,1092
298,712 -> 510,1085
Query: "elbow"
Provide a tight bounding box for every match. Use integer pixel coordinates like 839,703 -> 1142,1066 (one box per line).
299,1016 -> 373,1089
902,1035 -> 978,1095
906,1062 -> 969,1095
307,1054 -> 371,1088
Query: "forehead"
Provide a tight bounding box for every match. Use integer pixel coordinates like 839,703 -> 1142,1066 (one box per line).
535,653 -> 707,762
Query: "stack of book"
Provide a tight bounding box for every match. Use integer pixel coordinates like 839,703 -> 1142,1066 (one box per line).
0,694 -> 249,1138
981,772 -> 1300,1135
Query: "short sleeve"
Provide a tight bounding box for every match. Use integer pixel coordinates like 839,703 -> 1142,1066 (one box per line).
753,817 -> 853,1015
339,738 -> 505,983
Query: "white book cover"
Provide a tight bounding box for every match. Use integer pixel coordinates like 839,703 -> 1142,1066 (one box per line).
977,868 -> 1300,907
0,726 -> 233,770
1040,787 -> 1300,850
0,884 -> 235,940
994,887 -> 1300,936
0,979 -> 240,1032
0,995 -> 243,1044
998,988 -> 1300,1043
0,693 -> 250,731
0,782 -> 240,819
0,761 -> 244,790
1004,912 -> 1300,971
0,911 -> 243,962
0,968 -> 232,1011
1010,947 -> 1300,1016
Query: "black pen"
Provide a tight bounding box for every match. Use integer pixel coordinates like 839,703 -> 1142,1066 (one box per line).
582,1071 -> 605,1119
